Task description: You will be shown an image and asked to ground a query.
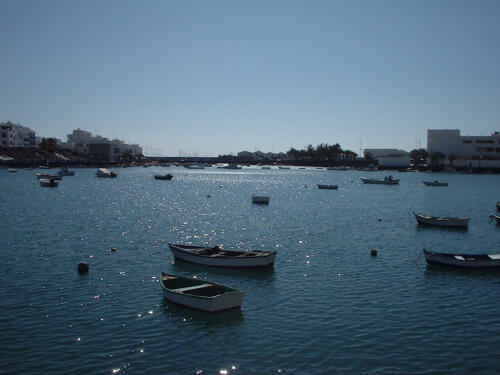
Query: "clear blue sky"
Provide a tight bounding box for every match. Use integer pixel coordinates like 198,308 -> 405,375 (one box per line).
1,0 -> 499,156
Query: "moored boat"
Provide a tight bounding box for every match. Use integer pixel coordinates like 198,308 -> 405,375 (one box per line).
497,202 -> 500,211
57,168 -> 75,176
161,272 -> 245,312
414,212 -> 469,227
490,214 -> 500,224
423,180 -> 448,186
96,168 -> 117,178
360,177 -> 399,185
8,168 -> 17,173
154,173 -> 173,180
278,166 -> 290,169
39,178 -> 58,187
423,249 -> 500,268
252,195 -> 270,204
36,173 -> 62,180
168,243 -> 277,268
261,166 -> 271,169
317,184 -> 338,189
185,164 -> 205,169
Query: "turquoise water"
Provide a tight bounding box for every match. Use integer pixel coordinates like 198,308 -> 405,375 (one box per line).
1,167 -> 500,375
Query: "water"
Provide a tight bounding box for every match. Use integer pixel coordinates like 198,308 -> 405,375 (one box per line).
1,167 -> 500,374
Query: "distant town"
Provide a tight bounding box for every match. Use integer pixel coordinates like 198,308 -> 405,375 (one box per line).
2,121 -> 500,171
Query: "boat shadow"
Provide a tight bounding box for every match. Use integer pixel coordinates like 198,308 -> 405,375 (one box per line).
416,224 -> 468,232
424,264 -> 500,278
160,299 -> 244,325
171,258 -> 276,281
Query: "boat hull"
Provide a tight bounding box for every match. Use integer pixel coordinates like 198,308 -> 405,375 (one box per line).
423,181 -> 448,186
252,196 -> 270,204
360,178 -> 399,185
317,184 -> 338,189
169,244 -> 276,268
423,249 -> 500,268
414,213 -> 469,227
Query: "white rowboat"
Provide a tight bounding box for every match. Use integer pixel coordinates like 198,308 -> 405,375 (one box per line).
161,272 -> 244,312
168,243 -> 277,268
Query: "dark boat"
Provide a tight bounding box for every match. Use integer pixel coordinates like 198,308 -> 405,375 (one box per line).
154,173 -> 173,180
423,249 -> 500,268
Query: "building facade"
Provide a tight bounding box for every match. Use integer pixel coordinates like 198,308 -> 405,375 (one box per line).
364,148 -> 410,167
0,122 -> 37,148
427,129 -> 500,162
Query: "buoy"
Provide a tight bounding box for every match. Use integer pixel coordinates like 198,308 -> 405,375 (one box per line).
207,195 -> 211,198
78,262 -> 89,274
371,249 -> 378,257
378,218 -> 382,221
111,247 -> 117,252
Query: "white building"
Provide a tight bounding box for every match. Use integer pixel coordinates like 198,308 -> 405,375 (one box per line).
364,148 -> 410,167
0,122 -> 37,148
427,129 -> 500,166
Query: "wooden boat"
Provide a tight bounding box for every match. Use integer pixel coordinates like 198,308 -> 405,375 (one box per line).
161,272 -> 244,312
58,168 -> 75,176
423,249 -> 500,268
423,180 -> 448,186
317,184 -> 338,189
36,173 -> 62,180
360,177 -> 399,185
414,212 -> 469,227
278,166 -> 290,169
96,168 -> 117,178
168,243 -> 277,268
39,178 -> 58,187
252,195 -> 270,204
154,173 -> 173,180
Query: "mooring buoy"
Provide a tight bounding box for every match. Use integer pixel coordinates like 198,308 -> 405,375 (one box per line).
78,262 -> 89,274
371,249 -> 378,257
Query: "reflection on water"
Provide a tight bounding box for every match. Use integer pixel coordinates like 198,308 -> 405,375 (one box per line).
161,299 -> 244,326
424,263 -> 500,279
171,258 -> 276,281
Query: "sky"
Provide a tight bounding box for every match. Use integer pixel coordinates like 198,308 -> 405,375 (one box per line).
1,0 -> 499,156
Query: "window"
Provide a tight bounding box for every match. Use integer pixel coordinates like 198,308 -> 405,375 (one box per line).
486,148 -> 494,152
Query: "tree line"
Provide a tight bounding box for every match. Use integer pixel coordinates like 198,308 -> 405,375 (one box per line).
286,143 -> 358,161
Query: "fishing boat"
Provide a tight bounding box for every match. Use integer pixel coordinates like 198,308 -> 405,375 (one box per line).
36,173 -> 62,180
8,168 -> 17,173
278,166 -> 290,169
57,168 -> 75,176
414,212 -> 469,227
185,164 -> 205,169
96,168 -> 117,178
39,178 -> 58,187
222,164 -> 241,169
423,180 -> 448,186
360,177 -> 399,185
423,249 -> 500,268
168,243 -> 277,268
154,173 -> 173,180
161,272 -> 245,312
252,195 -> 270,204
317,184 -> 338,189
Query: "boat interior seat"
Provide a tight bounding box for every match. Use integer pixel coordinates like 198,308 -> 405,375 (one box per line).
174,283 -> 213,293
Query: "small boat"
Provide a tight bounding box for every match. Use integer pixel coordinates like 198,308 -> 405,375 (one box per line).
36,173 -> 62,180
185,164 -> 205,169
360,177 -> 399,185
423,180 -> 448,186
168,243 -> 277,268
57,168 -> 75,176
161,272 -> 245,312
317,184 -> 338,189
39,178 -> 58,187
278,166 -> 290,169
96,168 -> 117,178
154,173 -> 173,180
423,249 -> 500,268
261,166 -> 271,169
298,167 -> 306,170
252,195 -> 270,204
222,164 -> 241,169
490,214 -> 500,224
414,212 -> 469,227
8,168 -> 17,173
